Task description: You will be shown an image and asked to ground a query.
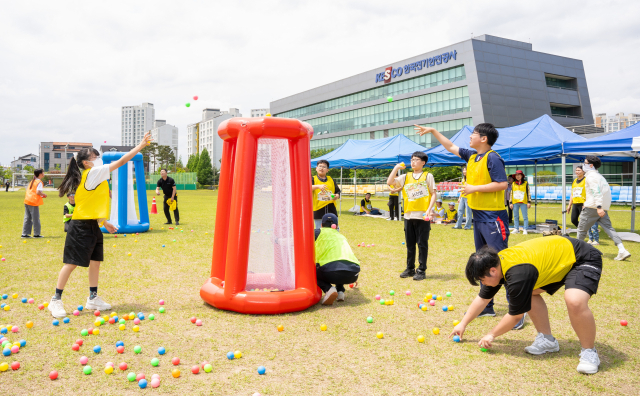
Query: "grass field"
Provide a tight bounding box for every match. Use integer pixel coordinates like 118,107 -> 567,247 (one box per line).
0,190 -> 639,395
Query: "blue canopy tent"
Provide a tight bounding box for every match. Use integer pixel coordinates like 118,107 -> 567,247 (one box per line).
310,134 -> 427,218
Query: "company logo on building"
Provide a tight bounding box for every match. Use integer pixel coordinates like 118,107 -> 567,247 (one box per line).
375,50 -> 457,84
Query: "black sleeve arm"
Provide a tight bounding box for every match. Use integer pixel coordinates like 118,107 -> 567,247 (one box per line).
504,264 -> 538,315
63,205 -> 69,215
335,183 -> 341,194
478,283 -> 502,300
314,229 -> 321,241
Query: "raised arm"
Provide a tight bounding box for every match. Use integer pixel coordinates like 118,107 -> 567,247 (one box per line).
109,131 -> 152,173
387,163 -> 404,187
414,125 -> 460,157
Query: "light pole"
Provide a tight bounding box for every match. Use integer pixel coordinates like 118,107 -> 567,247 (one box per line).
64,143 -> 69,173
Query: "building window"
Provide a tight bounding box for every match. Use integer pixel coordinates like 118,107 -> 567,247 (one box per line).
44,153 -> 49,160
67,153 -> 73,159
275,65 -> 466,119
550,104 -> 582,118
54,153 -> 61,158
545,74 -> 577,90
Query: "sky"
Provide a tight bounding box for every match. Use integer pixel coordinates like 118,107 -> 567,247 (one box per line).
1,0 -> 639,166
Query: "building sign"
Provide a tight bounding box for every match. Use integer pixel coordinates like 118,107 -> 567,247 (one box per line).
375,50 -> 457,83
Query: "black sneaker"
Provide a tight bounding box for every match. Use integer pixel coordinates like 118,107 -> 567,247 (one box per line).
21,235 -> 31,238
175,221 -> 180,226
413,271 -> 426,281
164,222 -> 172,225
33,235 -> 44,238
477,306 -> 496,317
399,269 -> 415,278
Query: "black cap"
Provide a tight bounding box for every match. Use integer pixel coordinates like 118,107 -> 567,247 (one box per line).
321,213 -> 338,227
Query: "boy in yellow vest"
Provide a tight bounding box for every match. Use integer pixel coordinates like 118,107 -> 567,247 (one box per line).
415,123 -> 518,325
444,202 -> 458,223
63,193 -> 76,233
312,160 -> 341,229
314,214 -> 360,305
452,236 -> 603,374
387,151 -> 436,281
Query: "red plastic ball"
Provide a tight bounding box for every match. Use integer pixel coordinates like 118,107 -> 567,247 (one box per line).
76,339 -> 84,346
88,328 -> 93,335
38,304 -> 44,310
171,357 -> 180,365
49,370 -> 58,380
621,320 -> 628,326
190,317 -> 197,324
72,344 -> 80,351
11,362 -> 20,370
136,373 -> 145,381
200,361 -> 209,369
94,310 -> 100,317
108,318 -> 115,324
193,96 -> 198,100
119,362 -> 127,371
191,365 -> 200,374
116,346 -> 124,354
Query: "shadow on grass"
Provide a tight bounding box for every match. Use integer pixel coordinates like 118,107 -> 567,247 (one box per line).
462,338 -> 628,372
426,273 -> 463,281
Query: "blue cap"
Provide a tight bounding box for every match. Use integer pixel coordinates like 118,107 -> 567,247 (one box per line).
321,213 -> 338,227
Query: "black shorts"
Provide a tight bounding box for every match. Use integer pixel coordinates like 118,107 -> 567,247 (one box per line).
63,220 -> 104,267
541,238 -> 603,296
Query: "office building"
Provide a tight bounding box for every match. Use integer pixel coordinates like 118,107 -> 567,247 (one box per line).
40,142 -> 93,172
251,108 -> 270,117
121,103 -> 155,146
271,34 -> 593,151
11,153 -> 39,171
595,112 -> 640,134
186,108 -> 242,169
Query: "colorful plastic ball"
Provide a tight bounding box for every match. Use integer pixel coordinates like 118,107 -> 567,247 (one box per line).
429,301 -> 436,306
53,320 -> 60,326
2,348 -> 10,356
417,335 -> 425,343
21,298 -> 27,303
49,370 -> 58,380
4,306 -> 10,311
137,313 -> 145,320
110,312 -> 117,317
453,320 -> 460,326
379,299 -> 385,305
0,328 -> 5,334
277,325 -> 284,332
151,358 -> 159,367
93,345 -> 101,353
149,314 -> 155,320
26,321 -> 33,329
93,328 -> 100,335
195,319 -> 202,326
139,379 -> 148,388
421,305 -> 428,312
158,346 -> 166,355
448,305 -> 455,311
119,319 -> 125,325
432,294 -> 438,300
11,326 -> 18,333
72,344 -> 80,351
80,356 -> 88,365
159,307 -> 166,313
185,103 -> 190,108
133,325 -> 140,332
151,378 -> 160,387
76,305 -> 83,311
405,290 -> 411,296
432,328 -> 440,335
108,318 -> 115,324
100,317 -> 106,324
127,253 -> 131,256
105,365 -> 114,374
117,346 -> 124,354
133,318 -> 140,325
28,298 -> 34,304
375,295 -> 381,300
191,365 -> 200,374
127,372 -> 136,382
389,290 -> 395,296
136,373 -> 146,381
190,317 -> 197,324
162,245 -> 165,247
1,295 -> 6,299
76,339 -> 84,346
172,369 -> 180,378
376,332 -> 384,339
387,96 -> 393,102
437,296 -> 443,301
442,306 -> 448,312
159,300 -> 165,305
73,310 -> 80,316
453,335 -> 461,343
11,361 -> 20,370
201,364 -> 211,373
621,320 -> 628,326
226,351 -> 234,360
172,357 -> 180,365
63,317 -> 70,324
119,362 -> 128,371
0,362 -> 7,371
38,304 -> 44,310
119,324 -> 126,331
11,345 -> 19,353
93,310 -> 100,317
446,292 -> 452,297
367,316 -> 373,323
480,347 -> 488,352
257,366 -> 266,375
134,345 -> 142,354
116,341 -> 124,347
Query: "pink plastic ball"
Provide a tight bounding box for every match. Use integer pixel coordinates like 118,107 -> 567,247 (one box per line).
195,319 -> 202,326
429,300 -> 436,306
331,224 -> 337,229
11,326 -> 19,333
28,298 -> 34,304
80,356 -> 88,365
11,345 -> 19,353
405,290 -> 411,296
151,378 -> 160,388
151,374 -> 160,379
1,258 -> 5,262
106,362 -> 114,367
366,244 -> 370,248
133,318 -> 140,325
375,295 -> 381,300
136,373 -> 145,381
159,300 -> 165,305
73,310 -> 80,316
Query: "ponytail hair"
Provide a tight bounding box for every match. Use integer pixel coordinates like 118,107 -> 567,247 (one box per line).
58,148 -> 99,197
29,169 -> 44,189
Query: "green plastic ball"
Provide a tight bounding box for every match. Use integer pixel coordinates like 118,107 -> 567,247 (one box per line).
83,365 -> 92,375
119,319 -> 125,325
151,358 -> 159,367
149,314 -> 155,320
379,299 -> 385,305
173,239 -> 176,242
127,372 -> 136,381
480,348 -> 488,352
185,103 -> 191,108
134,345 -> 142,354
446,292 -> 452,297
387,96 -> 393,102
99,317 -> 105,325
204,364 -> 212,373
159,307 -> 166,313
81,329 -> 88,336
366,316 -> 373,323
389,290 -> 395,296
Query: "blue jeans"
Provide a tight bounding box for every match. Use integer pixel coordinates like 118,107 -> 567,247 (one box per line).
455,197 -> 472,229
513,203 -> 529,230
588,221 -> 600,242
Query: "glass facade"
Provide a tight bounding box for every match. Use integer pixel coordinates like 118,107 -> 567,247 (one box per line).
545,77 -> 576,90
275,65 -> 466,119
310,117 -> 473,151
308,86 -> 470,135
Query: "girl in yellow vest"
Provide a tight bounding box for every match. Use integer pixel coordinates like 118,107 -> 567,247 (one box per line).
22,169 -> 47,238
47,132 -> 151,318
455,236 -> 603,374
509,170 -> 531,234
387,151 -> 436,281
311,160 -> 340,229
566,165 -> 586,228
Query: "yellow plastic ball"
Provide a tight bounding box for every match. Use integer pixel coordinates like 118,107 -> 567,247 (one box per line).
161,227 -> 164,230
43,302 -> 49,308
23,240 -> 26,244
320,324 -> 327,331
448,305 -> 454,311
13,342 -> 20,348
417,335 -> 425,343
265,113 -> 271,117
134,240 -> 137,242
102,315 -> 109,322
3,306 -> 9,311
7,325 -> 12,331
453,320 -> 460,326
376,332 -> 384,339
172,369 -> 180,378
47,240 -> 50,243
127,253 -> 132,256
94,321 -> 101,327
12,294 -> 18,299
119,324 -> 126,331
389,300 -> 394,305
104,365 -> 114,374
0,362 -> 8,372
432,328 -> 440,335
133,325 -> 139,332
423,297 -> 429,303
205,232 -> 208,234
437,296 -> 443,301
110,312 -> 117,317
129,312 -> 135,317
112,245 -> 116,248
421,305 -> 428,311
26,321 -> 33,329
425,293 -> 432,300
93,328 -> 100,335
234,350 -> 242,359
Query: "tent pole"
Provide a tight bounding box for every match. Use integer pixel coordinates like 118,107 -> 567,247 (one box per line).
398,168 -> 403,221
534,160 -> 538,226
339,167 -> 343,217
354,169 -> 357,211
561,155 -> 567,235
632,157 -> 637,231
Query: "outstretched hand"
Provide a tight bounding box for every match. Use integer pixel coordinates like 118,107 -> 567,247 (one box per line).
414,125 -> 437,136
449,323 -> 466,339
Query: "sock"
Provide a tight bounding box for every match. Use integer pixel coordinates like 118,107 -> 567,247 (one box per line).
582,347 -> 596,352
543,334 -> 556,342
53,288 -> 63,300
617,243 -> 626,253
89,287 -> 98,300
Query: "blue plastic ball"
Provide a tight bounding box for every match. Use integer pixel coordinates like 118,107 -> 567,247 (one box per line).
1,294 -> 7,299
0,304 -> 5,309
52,319 -> 60,326
226,351 -> 234,360
113,316 -> 119,322
19,339 -> 26,347
123,234 -> 127,237
158,347 -> 166,355
0,327 -> 6,334
257,366 -> 266,375
453,335 -> 461,343
93,345 -> 101,353
162,245 -> 165,248
21,298 -> 27,303
138,379 -> 147,389
116,341 -> 124,347
63,317 -> 70,323
2,348 -> 11,356
402,242 -> 405,245
432,295 -> 438,300
442,306 -> 448,312
137,313 -> 145,320
77,305 -> 84,311
419,304 -> 424,309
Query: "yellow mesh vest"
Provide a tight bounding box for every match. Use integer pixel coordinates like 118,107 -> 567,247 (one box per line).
466,150 -> 506,211
499,236 -> 576,290
389,185 -> 398,197
402,171 -> 430,213
315,228 -> 360,266
511,181 -> 529,204
63,202 -> 75,223
72,169 -> 111,220
572,178 -> 586,204
312,175 -> 336,212
445,209 -> 457,220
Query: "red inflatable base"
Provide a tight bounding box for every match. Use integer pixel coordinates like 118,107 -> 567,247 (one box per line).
200,277 -> 322,315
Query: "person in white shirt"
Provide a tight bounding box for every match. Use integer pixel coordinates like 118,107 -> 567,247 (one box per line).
576,156 -> 630,261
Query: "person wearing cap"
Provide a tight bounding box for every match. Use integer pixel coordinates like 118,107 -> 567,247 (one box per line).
444,202 -> 458,223
63,192 -> 76,233
314,213 -> 360,305
509,170 -> 531,235
432,199 -> 445,222
312,160 -> 341,229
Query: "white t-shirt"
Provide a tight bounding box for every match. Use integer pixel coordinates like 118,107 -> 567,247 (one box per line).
394,172 -> 436,220
85,164 -> 111,190
36,180 -> 43,192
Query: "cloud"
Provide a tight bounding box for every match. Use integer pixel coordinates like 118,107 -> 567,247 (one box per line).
1,0 -> 639,165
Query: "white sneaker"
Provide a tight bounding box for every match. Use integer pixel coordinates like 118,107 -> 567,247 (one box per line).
577,348 -> 600,374
523,230 -> 528,235
587,240 -> 594,245
320,287 -> 338,306
512,230 -> 519,234
48,298 -> 67,318
591,241 -> 600,246
524,333 -> 560,355
85,295 -> 112,311
336,292 -> 345,302
614,250 -> 630,261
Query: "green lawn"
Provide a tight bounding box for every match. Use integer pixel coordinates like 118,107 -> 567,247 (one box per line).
0,190 -> 639,395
